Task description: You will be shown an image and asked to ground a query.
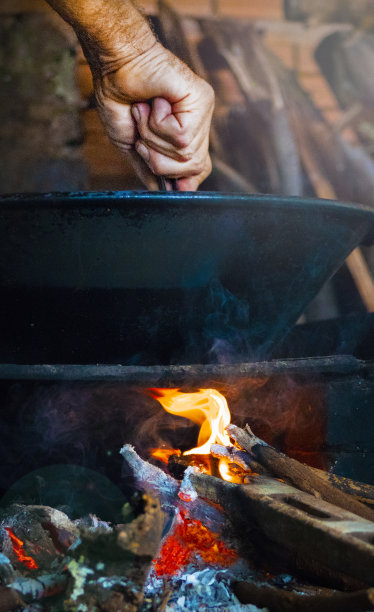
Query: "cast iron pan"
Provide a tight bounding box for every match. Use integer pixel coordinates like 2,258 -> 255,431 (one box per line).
0,191 -> 373,365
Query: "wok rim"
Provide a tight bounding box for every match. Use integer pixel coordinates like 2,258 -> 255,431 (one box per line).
1,191 -> 374,244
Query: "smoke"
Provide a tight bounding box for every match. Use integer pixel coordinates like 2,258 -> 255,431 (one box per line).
0,382 -> 202,500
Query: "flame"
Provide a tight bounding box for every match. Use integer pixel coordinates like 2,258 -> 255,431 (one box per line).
153,509 -> 237,576
5,527 -> 39,570
150,448 -> 181,464
150,388 -> 237,481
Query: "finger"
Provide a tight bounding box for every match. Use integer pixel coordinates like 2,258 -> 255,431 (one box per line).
149,97 -> 190,147
177,157 -> 213,191
135,139 -> 207,178
96,95 -> 136,151
132,101 -> 196,161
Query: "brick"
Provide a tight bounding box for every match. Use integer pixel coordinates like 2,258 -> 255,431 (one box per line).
162,0 -> 213,16
294,42 -> 320,75
218,0 -> 283,19
299,73 -> 339,110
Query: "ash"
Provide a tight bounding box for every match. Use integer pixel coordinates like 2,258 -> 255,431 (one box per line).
143,562 -> 264,611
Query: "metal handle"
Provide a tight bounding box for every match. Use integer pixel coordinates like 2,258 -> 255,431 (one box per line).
157,176 -> 179,192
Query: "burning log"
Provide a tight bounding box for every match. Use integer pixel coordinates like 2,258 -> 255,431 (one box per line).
120,444 -> 179,513
188,468 -> 374,588
121,444 -> 227,534
211,442 -> 374,506
226,424 -> 374,522
167,452 -> 215,480
210,443 -> 267,475
233,580 -> 374,612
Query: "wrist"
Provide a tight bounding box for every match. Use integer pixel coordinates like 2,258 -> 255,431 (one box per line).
78,18 -> 157,76
80,22 -> 157,76
46,0 -> 157,75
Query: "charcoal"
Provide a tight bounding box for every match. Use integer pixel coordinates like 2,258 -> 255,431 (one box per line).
0,553 -> 13,586
64,494 -> 163,611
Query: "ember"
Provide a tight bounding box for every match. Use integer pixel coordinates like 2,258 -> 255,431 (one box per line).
153,509 -> 237,577
150,448 -> 181,464
4,527 -> 39,570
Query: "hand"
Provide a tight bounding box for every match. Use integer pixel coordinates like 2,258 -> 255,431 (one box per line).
93,42 -> 215,190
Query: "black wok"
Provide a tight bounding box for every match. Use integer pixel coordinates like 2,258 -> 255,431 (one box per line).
0,191 -> 373,365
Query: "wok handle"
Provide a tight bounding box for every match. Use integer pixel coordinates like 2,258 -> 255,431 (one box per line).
157,176 -> 179,191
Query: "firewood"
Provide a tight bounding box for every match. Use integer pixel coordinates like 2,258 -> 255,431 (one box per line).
311,468 -> 374,507
211,442 -> 374,506
233,581 -> 374,612
188,469 -> 374,588
210,443 -> 267,475
226,424 -> 374,522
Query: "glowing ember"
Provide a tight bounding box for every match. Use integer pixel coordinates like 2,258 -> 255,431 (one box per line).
150,388 -> 236,480
5,527 -> 39,570
150,448 -> 181,464
153,510 -> 237,576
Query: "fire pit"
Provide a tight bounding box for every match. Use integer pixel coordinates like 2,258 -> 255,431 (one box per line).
0,353 -> 374,610
1,191 -> 374,610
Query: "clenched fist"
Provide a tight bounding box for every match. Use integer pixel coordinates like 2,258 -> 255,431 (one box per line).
46,0 -> 214,190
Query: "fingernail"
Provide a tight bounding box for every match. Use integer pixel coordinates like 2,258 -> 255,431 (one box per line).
132,105 -> 140,122
136,142 -> 149,161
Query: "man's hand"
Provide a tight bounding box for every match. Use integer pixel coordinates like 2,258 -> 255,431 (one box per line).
45,0 -> 214,190
95,43 -> 214,191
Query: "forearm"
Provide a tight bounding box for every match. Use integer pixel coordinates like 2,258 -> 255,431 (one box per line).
45,0 -> 156,71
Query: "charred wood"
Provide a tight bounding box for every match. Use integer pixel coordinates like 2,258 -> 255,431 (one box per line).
167,453 -> 214,480
121,444 -> 227,533
210,443 -> 267,475
233,580 -> 374,612
211,442 -> 374,506
188,469 -> 374,588
226,424 -> 374,522
311,468 -> 374,507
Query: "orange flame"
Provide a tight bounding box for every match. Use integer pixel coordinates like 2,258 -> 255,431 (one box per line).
150,388 -> 237,481
5,527 -> 39,570
150,448 -> 181,464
